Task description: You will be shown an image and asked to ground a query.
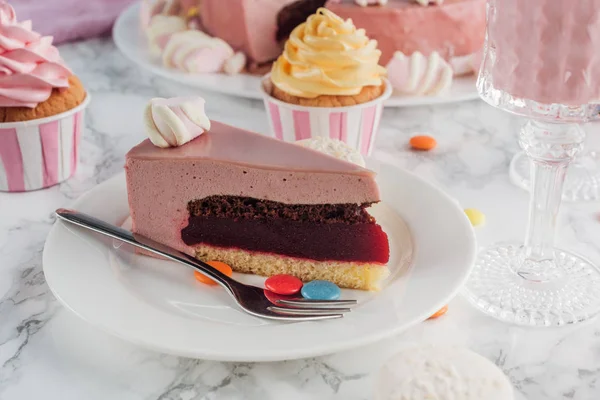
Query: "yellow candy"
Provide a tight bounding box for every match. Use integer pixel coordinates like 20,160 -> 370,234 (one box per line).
464,208 -> 485,227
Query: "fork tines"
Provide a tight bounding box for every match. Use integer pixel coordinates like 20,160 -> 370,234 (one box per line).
267,298 -> 357,317
277,299 -> 358,307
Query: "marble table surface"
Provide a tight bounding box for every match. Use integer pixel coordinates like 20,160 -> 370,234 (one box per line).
1,38 -> 600,400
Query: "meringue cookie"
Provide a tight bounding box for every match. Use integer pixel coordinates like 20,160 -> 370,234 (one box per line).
386,51 -> 453,96
296,137 -> 366,167
162,30 -> 234,73
375,345 -> 514,400
354,0 -> 388,6
223,52 -> 247,75
146,15 -> 187,56
145,96 -> 211,148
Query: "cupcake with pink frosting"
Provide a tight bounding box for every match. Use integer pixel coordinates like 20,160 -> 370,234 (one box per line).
0,1 -> 89,192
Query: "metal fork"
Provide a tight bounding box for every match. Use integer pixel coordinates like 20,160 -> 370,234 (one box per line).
55,209 -> 357,321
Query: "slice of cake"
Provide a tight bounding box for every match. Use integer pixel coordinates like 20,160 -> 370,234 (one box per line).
126,97 -> 390,290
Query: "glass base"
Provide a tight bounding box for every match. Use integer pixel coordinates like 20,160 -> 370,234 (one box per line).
510,151 -> 600,201
462,243 -> 600,326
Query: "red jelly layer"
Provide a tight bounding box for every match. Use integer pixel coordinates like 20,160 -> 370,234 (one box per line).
181,216 -> 390,263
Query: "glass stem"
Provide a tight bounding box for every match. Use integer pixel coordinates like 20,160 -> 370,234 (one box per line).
516,120 -> 585,279
524,160 -> 567,261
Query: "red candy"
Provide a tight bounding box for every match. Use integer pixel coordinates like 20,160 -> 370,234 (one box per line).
265,274 -> 303,295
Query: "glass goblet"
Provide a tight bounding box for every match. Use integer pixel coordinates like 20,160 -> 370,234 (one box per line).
462,0 -> 600,326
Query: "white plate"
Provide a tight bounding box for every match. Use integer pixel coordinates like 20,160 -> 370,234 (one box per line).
43,162 -> 476,362
113,2 -> 480,107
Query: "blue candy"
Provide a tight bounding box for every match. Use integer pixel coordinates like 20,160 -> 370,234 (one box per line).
301,280 -> 341,300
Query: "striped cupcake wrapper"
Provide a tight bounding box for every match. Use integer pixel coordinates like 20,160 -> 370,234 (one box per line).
0,96 -> 90,192
262,77 -> 391,156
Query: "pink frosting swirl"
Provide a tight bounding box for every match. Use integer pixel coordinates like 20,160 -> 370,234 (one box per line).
0,1 -> 72,108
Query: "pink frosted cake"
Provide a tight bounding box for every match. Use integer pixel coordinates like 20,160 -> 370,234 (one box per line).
485,0 -> 600,106
126,97 -> 390,290
200,0 -> 300,64
326,0 -> 486,66
140,0 -> 485,84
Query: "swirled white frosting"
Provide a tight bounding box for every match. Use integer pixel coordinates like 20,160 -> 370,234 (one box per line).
296,137 -> 366,167
144,96 -> 210,148
386,51 -> 453,96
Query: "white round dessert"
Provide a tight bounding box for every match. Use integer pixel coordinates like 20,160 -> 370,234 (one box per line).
374,345 -> 514,400
295,137 -> 366,167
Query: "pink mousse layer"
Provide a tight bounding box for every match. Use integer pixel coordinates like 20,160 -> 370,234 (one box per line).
200,0 -> 296,63
326,0 -> 486,65
126,121 -> 380,256
487,0 -> 600,106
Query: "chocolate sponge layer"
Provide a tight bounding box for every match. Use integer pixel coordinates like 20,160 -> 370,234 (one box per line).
187,195 -> 375,225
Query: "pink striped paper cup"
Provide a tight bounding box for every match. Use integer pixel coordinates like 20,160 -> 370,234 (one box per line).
0,95 -> 90,192
261,75 -> 391,156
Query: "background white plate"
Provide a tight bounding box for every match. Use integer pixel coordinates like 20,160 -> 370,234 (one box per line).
43,162 -> 476,362
113,2 -> 480,107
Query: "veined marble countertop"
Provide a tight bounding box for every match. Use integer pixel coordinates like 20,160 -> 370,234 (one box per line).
1,38 -> 599,400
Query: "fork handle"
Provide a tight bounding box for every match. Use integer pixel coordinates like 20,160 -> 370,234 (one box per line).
55,208 -> 236,292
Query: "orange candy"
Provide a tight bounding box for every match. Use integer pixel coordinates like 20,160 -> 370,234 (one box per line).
409,135 -> 437,151
428,305 -> 448,320
194,261 -> 233,285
